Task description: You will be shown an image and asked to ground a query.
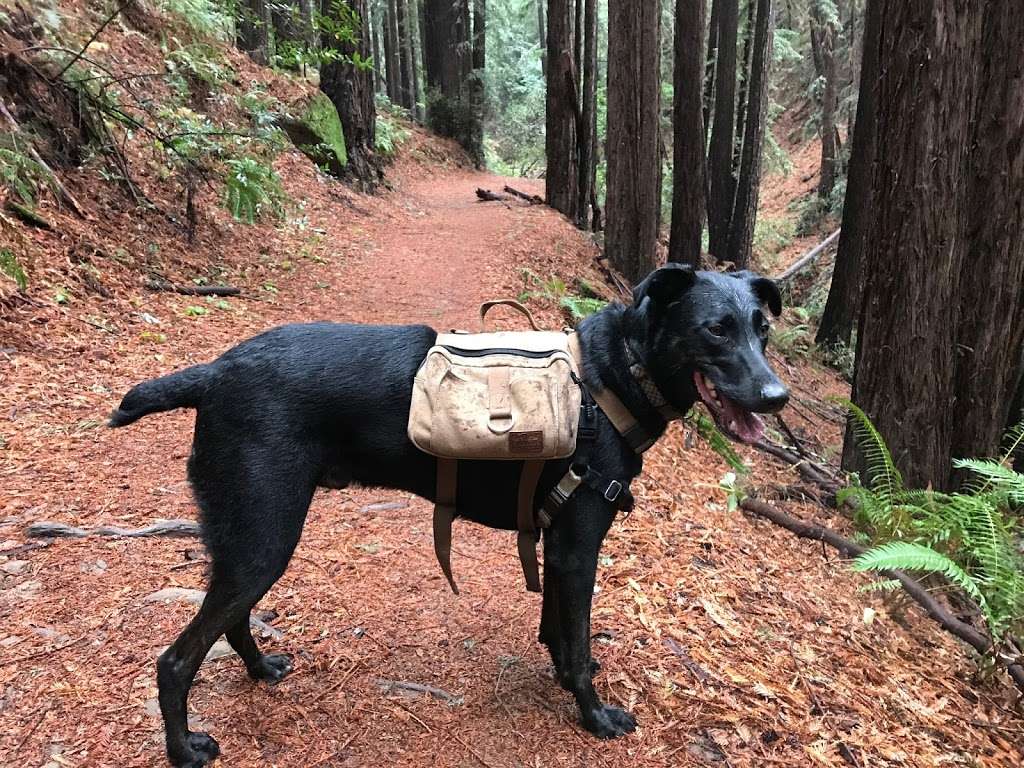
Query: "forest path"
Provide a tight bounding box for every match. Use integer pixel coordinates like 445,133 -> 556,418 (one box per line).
1,161 -> 1019,768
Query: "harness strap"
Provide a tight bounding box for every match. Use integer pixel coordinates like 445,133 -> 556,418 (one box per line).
433,458 -> 460,595
516,459 -> 546,593
567,333 -> 658,454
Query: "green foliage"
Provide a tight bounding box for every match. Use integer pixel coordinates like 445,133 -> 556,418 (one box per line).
165,40 -> 235,90
300,93 -> 348,168
223,157 -> 286,223
844,405 -> 1024,641
376,112 -> 410,159
769,309 -> 813,359
560,296 -> 607,323
159,0 -> 232,39
0,144 -> 52,206
0,248 -> 28,291
753,215 -> 796,259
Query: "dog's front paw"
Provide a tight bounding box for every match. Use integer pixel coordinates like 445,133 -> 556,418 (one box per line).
248,653 -> 294,683
581,704 -> 637,739
170,731 -> 220,767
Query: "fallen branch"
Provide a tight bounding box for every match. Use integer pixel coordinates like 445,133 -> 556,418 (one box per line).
26,519 -> 200,539
502,185 -> 545,205
774,228 -> 841,282
753,439 -> 841,500
375,678 -> 464,706
5,201 -> 52,229
739,496 -> 1024,694
475,188 -> 509,202
145,279 -> 240,297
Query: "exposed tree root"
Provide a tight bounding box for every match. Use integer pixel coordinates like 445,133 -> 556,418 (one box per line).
740,496 -> 1024,694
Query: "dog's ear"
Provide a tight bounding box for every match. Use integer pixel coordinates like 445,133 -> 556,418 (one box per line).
632,264 -> 696,308
730,271 -> 783,317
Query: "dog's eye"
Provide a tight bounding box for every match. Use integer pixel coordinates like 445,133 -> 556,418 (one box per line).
707,324 -> 726,338
759,322 -> 770,337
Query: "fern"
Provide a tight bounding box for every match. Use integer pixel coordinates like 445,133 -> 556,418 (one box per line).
843,400 -> 903,508
853,542 -> 989,615
560,296 -> 607,323
223,158 -> 286,223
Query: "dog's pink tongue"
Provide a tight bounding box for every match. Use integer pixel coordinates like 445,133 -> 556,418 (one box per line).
720,395 -> 765,444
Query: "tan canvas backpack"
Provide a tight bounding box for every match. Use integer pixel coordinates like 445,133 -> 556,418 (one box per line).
408,301 -> 582,593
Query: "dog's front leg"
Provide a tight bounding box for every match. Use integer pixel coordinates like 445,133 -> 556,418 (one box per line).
547,497 -> 637,739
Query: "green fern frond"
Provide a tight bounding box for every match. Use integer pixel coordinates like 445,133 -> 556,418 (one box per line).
954,459 -> 1024,504
857,578 -> 903,594
999,419 -> 1024,464
852,541 -> 989,615
842,400 -> 903,506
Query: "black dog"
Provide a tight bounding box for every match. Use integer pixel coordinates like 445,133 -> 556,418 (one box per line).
110,264 -> 788,767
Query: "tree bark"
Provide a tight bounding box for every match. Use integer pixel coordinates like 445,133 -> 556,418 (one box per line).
407,0 -> 425,119
668,0 -> 707,266
538,0 -> 547,77
576,0 -> 598,230
605,0 -> 661,283
320,0 -> 379,187
732,0 -> 755,176
706,0 -> 738,263
846,1 -> 984,490
702,0 -> 720,148
725,0 -> 773,270
236,0 -> 270,65
816,0 -> 881,348
545,0 -> 579,221
384,0 -> 401,102
467,0 -> 486,167
396,0 -> 415,109
424,0 -> 468,134
812,1 -> 838,199
949,1 -> 1024,471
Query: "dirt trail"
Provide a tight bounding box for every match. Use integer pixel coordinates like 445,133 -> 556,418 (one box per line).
2,163 -> 1021,767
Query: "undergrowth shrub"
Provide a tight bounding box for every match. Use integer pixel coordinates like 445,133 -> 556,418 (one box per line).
223,157 -> 286,223
0,248 -> 28,291
376,111 -> 410,159
842,403 -> 1024,644
159,0 -> 233,39
0,140 -> 53,206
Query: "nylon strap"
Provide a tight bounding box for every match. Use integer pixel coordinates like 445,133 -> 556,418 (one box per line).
567,333 -> 657,454
516,459 -> 546,593
433,458 -> 460,594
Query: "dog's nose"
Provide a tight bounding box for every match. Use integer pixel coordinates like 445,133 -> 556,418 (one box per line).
758,381 -> 789,413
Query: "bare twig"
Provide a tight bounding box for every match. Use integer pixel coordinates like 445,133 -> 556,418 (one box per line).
375,678 -> 464,705
55,2 -> 130,79
25,519 -> 201,539
145,279 -> 240,297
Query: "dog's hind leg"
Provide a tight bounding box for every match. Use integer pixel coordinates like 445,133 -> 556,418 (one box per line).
158,445 -> 316,767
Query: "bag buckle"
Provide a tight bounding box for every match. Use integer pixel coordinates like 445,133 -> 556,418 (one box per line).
603,480 -> 623,502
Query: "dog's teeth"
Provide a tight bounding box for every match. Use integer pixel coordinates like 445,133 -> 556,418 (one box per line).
729,420 -> 738,431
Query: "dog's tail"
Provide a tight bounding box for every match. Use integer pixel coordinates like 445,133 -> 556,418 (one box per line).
108,363 -> 213,428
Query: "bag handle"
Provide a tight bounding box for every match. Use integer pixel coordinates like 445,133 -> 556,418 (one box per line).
479,299 -> 542,332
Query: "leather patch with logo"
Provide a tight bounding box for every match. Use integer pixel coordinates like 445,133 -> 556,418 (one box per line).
509,430 -> 545,455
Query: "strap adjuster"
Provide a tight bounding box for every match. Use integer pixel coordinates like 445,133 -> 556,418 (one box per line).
603,480 -> 623,502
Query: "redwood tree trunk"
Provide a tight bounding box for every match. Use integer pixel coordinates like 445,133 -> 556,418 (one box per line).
545,0 -> 579,220
816,0 -> 881,348
538,0 -> 547,77
236,0 -> 270,65
668,0 -> 707,266
706,0 -> 738,262
725,0 -> 773,270
576,0 -> 598,229
812,0 -> 838,199
424,0 -> 468,135
605,0 -> 661,283
396,0 -> 414,109
949,1 -> 1024,469
846,2 -> 983,489
384,0 -> 401,102
320,0 -> 378,187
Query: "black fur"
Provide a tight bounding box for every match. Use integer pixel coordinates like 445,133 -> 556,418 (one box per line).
111,266 -> 788,766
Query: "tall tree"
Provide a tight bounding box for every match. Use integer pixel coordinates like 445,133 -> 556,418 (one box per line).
605,0 -> 661,282
384,0 -> 401,102
816,0 -> 881,348
702,0 -> 720,147
545,0 -> 578,220
406,0 -> 424,120
537,0 -> 547,77
396,0 -> 414,109
236,0 -> 271,65
424,0 -> 467,130
810,0 -> 838,199
576,0 -> 599,230
468,0 -> 486,166
725,0 -> 773,269
668,0 -> 707,266
320,0 -> 378,186
847,0 -> 1024,490
705,0 -> 738,262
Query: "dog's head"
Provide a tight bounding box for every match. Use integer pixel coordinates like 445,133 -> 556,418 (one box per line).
626,264 -> 789,444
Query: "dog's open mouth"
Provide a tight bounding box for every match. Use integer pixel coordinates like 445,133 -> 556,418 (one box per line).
694,372 -> 765,444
